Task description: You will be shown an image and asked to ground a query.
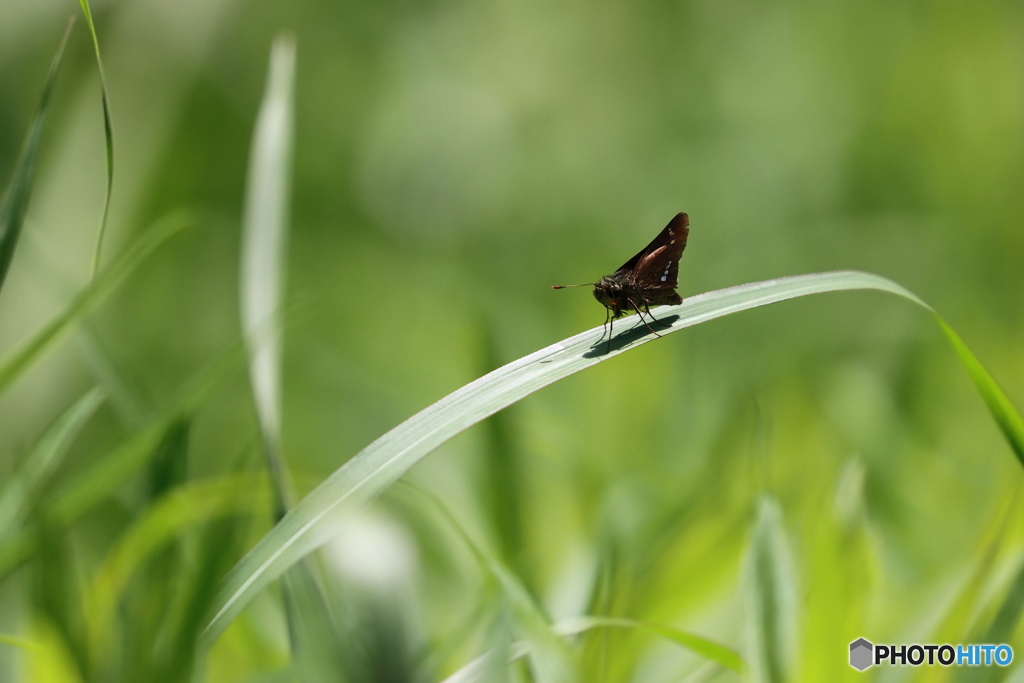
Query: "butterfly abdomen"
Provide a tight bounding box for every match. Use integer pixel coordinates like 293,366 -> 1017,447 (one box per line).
641,290 -> 683,307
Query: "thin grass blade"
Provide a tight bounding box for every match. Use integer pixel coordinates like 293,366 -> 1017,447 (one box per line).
928,491 -> 1019,646
479,322 -> 526,576
553,617 -> 743,672
44,346 -> 238,526
86,473 -> 270,661
238,38 -> 345,678
202,270 -> 1024,646
438,616 -> 742,683
439,653 -> 502,683
935,318 -> 1024,466
0,345 -> 240,579
0,212 -> 189,391
0,388 -> 104,535
744,497 -> 799,683
0,634 -> 38,652
241,35 -> 296,513
405,482 -> 575,683
0,17 -> 74,294
953,549 -> 1024,683
77,0 -> 115,280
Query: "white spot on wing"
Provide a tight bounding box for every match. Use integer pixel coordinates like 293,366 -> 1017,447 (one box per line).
660,276 -> 667,282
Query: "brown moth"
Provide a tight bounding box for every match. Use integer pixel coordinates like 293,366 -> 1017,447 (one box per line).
553,212 -> 689,352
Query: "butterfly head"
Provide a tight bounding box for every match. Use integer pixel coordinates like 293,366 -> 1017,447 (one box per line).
593,276 -> 627,316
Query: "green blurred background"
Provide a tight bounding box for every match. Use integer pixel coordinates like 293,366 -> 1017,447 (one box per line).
1,0 -> 1023,680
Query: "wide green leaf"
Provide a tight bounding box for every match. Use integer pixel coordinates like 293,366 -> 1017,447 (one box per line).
202,270 -> 1024,645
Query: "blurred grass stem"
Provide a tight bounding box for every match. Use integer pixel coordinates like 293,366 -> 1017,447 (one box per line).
76,0 -> 115,281
241,36 -> 296,517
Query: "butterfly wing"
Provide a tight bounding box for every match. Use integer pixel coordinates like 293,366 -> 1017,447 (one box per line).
614,212 -> 689,289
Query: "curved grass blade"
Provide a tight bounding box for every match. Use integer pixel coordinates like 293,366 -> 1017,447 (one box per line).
439,652 -> 505,683
0,388 -> 104,535
403,482 -> 575,683
202,270 -> 1024,645
238,38 -> 344,677
0,345 -> 241,579
87,473 -> 270,660
77,0 -> 115,280
937,318 -> 1024,464
953,544 -> 1024,683
0,634 -> 38,652
745,497 -> 798,683
0,17 -> 75,294
45,346 -> 239,526
0,212 -> 189,391
553,617 -> 743,673
241,35 -> 296,515
438,616 -> 742,683
928,489 -> 1020,647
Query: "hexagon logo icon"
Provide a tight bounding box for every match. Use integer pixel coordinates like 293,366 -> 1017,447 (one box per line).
850,638 -> 874,671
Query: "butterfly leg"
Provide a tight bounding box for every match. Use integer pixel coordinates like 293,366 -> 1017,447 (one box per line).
602,309 -> 610,352
643,303 -> 671,328
629,299 -> 663,338
595,307 -> 613,354
597,306 -> 611,343
635,301 -> 668,335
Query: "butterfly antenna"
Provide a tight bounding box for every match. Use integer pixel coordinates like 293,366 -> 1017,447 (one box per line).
551,283 -> 594,289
